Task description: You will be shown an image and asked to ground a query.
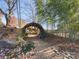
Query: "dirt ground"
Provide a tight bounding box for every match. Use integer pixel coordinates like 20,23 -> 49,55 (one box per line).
0,31 -> 79,59
25,33 -> 79,59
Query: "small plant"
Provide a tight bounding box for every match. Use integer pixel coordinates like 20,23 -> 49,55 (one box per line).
21,41 -> 35,54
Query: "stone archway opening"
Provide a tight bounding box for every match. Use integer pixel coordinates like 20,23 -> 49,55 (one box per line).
22,22 -> 46,38
25,26 -> 40,37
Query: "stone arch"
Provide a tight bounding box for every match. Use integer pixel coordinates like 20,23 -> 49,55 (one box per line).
22,22 -> 46,39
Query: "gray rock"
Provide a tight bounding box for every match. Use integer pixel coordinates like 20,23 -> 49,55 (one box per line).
0,40 -> 16,48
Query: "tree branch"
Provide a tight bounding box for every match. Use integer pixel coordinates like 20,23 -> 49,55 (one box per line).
0,8 -> 6,15
9,0 -> 17,12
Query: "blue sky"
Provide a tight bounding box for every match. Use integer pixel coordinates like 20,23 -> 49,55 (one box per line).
0,0 -> 57,30
0,0 -> 49,29
0,0 -> 36,24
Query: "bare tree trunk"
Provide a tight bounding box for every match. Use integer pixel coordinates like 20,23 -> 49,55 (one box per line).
0,0 -> 16,27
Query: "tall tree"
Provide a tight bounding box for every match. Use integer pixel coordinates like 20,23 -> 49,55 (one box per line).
0,0 -> 16,26
46,0 -> 79,30
35,0 -> 54,30
46,0 -> 79,41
